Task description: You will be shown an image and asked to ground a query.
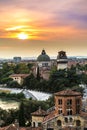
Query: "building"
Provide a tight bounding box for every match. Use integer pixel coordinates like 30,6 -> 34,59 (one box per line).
36,49 -> 51,80
13,57 -> 21,63
57,51 -> 68,70
37,49 -> 51,68
10,74 -> 29,85
31,90 -> 87,130
31,107 -> 47,128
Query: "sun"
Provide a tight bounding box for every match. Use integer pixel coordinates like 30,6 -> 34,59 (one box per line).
17,32 -> 28,40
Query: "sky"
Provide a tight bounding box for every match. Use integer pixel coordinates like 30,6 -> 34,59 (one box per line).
0,0 -> 87,58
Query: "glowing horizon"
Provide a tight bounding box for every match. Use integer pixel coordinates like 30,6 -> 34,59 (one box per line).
0,0 -> 87,58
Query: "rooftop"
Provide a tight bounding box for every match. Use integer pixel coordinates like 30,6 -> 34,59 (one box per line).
54,89 -> 82,96
31,107 -> 47,116
37,50 -> 50,62
10,74 -> 29,78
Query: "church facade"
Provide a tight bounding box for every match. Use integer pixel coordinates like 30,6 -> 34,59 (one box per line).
36,50 -> 68,80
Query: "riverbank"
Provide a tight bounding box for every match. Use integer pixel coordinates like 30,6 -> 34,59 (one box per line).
0,98 -> 19,110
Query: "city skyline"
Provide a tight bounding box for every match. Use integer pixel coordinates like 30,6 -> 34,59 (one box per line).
0,0 -> 87,58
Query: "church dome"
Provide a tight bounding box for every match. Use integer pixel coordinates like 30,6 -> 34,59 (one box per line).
37,49 -> 50,61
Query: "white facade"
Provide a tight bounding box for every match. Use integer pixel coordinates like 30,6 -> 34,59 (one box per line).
37,61 -> 51,68
57,51 -> 68,70
11,76 -> 23,84
10,74 -> 29,85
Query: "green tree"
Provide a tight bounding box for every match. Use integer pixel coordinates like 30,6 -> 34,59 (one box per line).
19,101 -> 25,126
36,66 -> 40,81
14,63 -> 29,74
7,81 -> 21,88
23,73 -> 38,90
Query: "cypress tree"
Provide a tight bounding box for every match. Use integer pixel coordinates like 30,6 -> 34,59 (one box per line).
18,101 -> 25,126
36,66 -> 40,81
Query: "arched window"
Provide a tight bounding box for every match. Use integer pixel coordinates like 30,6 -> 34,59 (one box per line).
65,117 -> 68,123
70,117 -> 73,122
70,110 -> 72,115
76,120 -> 81,126
57,120 -> 62,126
33,122 -> 35,127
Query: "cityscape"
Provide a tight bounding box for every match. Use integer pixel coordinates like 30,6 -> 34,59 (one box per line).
0,0 -> 87,130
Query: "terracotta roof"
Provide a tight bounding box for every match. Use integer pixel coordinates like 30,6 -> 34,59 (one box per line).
0,124 -> 18,130
26,127 -> 42,130
54,89 -> 82,96
0,126 -> 42,130
63,127 -> 76,130
43,110 -> 55,122
80,111 -> 87,119
31,108 -> 47,116
10,74 -> 29,78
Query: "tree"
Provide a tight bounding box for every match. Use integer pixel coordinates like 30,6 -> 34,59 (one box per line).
23,73 -> 38,90
18,101 -> 25,126
7,81 -> 21,88
14,63 -> 29,74
36,66 -> 40,81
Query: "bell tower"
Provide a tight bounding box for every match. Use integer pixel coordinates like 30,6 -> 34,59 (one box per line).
57,51 -> 68,70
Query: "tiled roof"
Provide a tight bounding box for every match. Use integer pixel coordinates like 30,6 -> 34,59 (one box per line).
80,111 -> 87,119
43,110 -> 55,122
63,127 -> 76,130
0,124 -> 18,130
0,125 -> 42,130
10,74 -> 29,78
31,108 -> 47,116
54,89 -> 81,96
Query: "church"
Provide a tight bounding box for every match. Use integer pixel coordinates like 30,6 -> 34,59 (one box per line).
35,49 -> 68,80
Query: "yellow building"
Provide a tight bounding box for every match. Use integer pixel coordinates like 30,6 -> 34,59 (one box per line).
10,74 -> 29,85
31,107 -> 47,128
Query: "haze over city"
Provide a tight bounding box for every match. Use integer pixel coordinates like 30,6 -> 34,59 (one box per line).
0,0 -> 87,58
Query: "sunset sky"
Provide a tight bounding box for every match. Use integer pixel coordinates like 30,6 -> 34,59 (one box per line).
0,0 -> 87,58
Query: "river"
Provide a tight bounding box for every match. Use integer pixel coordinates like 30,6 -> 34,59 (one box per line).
0,99 -> 19,110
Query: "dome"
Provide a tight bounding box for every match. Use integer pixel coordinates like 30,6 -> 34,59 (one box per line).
37,50 -> 50,61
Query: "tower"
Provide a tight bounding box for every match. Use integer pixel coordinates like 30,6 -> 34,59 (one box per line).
54,90 -> 82,116
57,51 -> 68,70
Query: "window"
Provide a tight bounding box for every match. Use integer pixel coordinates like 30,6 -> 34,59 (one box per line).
38,122 -> 41,127
57,120 -> 62,126
33,122 -> 35,127
58,110 -> 62,114
45,63 -> 48,67
58,99 -> 62,105
76,106 -> 80,114
76,120 -> 81,126
67,110 -> 72,115
70,117 -> 73,122
65,117 -> 68,123
67,99 -> 72,105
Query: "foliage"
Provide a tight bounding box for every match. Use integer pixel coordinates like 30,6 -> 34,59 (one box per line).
7,81 -> 21,88
23,73 -> 38,90
0,95 -> 54,126
0,62 -> 32,84
0,108 -> 19,127
19,101 -> 25,126
0,92 -> 25,100
0,62 -> 87,94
